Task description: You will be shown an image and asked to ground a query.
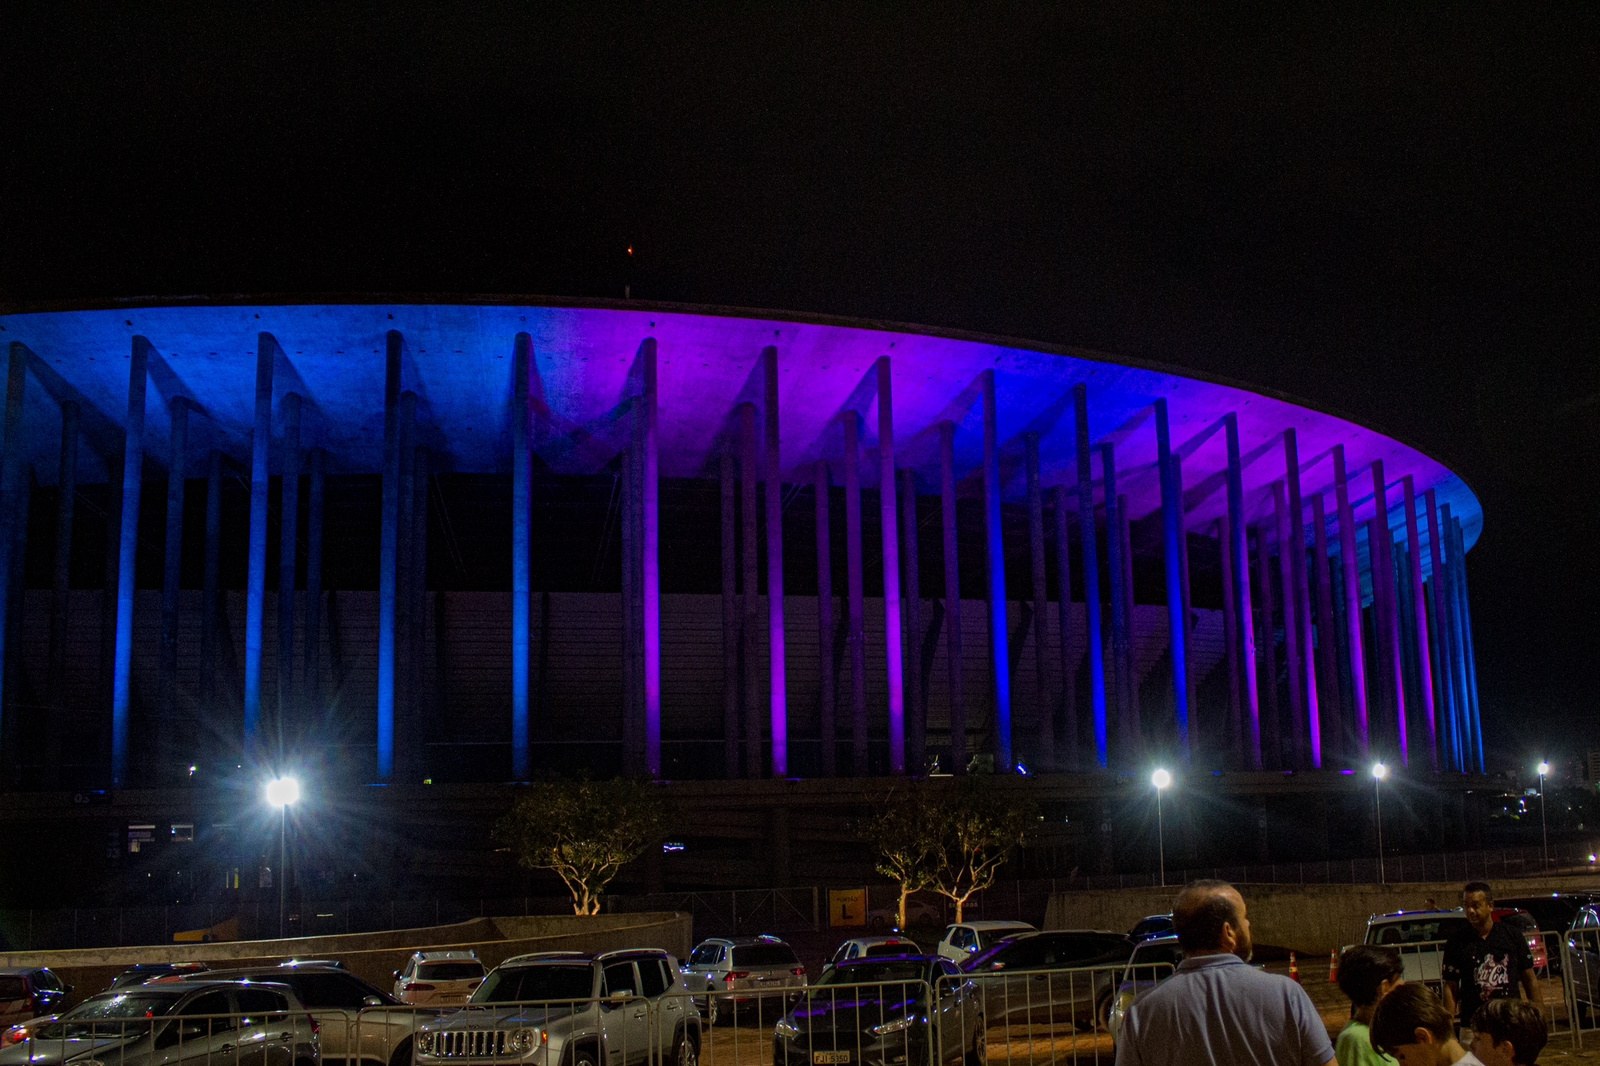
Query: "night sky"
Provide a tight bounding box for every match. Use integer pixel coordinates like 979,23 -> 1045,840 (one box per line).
4,6 -> 1596,771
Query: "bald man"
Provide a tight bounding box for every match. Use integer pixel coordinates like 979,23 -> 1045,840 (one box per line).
1116,880 -> 1336,1066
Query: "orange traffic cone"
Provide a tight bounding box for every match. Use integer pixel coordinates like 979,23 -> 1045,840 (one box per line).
1329,950 -> 1339,983
1290,951 -> 1300,983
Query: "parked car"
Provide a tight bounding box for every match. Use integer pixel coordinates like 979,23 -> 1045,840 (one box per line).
168,965 -> 411,1066
0,970 -> 71,1030
773,956 -> 984,1066
1562,903 -> 1600,1015
392,951 -> 485,1006
107,964 -> 210,991
0,978 -> 320,1066
1500,893 -> 1600,976
679,936 -> 807,1023
960,930 -> 1133,1031
1493,909 -> 1548,973
866,898 -> 943,932
1125,916 -> 1173,944
936,922 -> 1035,963
414,949 -> 698,1066
1360,910 -> 1471,986
828,937 -> 922,968
1106,935 -> 1184,1044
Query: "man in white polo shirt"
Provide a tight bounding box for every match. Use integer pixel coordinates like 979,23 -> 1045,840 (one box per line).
1116,879 -> 1336,1066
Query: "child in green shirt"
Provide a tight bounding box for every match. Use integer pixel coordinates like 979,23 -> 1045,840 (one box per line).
1337,944 -> 1405,1066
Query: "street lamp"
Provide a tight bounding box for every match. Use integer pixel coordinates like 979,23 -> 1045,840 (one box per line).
1371,763 -> 1388,885
265,777 -> 300,939
1538,761 -> 1551,869
1152,769 -> 1173,888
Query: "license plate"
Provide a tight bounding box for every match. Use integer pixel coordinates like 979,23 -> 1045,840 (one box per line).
813,1054 -> 851,1064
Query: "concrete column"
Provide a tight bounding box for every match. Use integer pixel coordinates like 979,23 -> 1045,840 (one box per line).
1333,445 -> 1369,755
1074,385 -> 1107,767
1025,433 -> 1051,768
1102,445 -> 1130,762
1311,493 -> 1339,763
1224,413 -> 1261,769
1217,515 -> 1241,765
1371,462 -> 1408,764
277,393 -> 301,746
740,402 -> 762,777
304,448 -> 324,730
621,441 -> 638,774
1155,400 -> 1190,763
843,411 -> 867,775
1440,502 -> 1466,771
377,331 -> 401,780
0,344 -> 26,777
200,450 -> 222,728
876,358 -> 904,775
46,400 -> 79,782
1403,476 -> 1437,770
1285,431 -> 1319,767
1453,516 -> 1484,771
1175,454 -> 1198,754
409,446 -> 429,777
721,449 -> 740,777
765,347 -> 787,777
1053,485 -> 1077,770
1272,481 -> 1303,766
981,370 -> 1012,772
158,397 -> 189,783
643,340 -> 662,778
509,334 -> 532,780
1424,489 -> 1455,771
111,338 -> 148,786
395,391 -> 417,778
900,468 -> 924,775
1253,523 -> 1280,769
1119,492 -> 1140,752
815,460 -> 836,777
939,421 -> 964,775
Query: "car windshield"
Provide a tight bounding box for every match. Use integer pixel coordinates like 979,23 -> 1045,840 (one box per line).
864,943 -> 917,958
472,966 -> 592,1004
816,962 -> 925,988
29,991 -> 186,1039
419,963 -> 484,981
689,945 -> 722,966
732,945 -> 797,968
1369,917 -> 1471,945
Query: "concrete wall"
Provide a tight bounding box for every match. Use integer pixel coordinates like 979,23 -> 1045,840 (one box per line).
1045,875 -> 1600,956
0,911 -> 693,1008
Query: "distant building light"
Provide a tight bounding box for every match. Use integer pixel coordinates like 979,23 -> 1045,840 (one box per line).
663,841 -> 686,853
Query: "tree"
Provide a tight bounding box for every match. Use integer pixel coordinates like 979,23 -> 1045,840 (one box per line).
494,777 -> 668,915
859,788 -> 941,929
926,781 -> 1036,922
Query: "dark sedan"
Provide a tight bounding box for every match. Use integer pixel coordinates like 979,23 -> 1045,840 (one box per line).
960,930 -> 1133,1031
773,957 -> 982,1066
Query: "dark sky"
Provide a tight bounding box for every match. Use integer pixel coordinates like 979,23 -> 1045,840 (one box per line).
4,5 -> 1596,769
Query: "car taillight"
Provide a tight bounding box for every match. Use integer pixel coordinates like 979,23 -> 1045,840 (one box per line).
2,1026 -> 29,1047
724,972 -> 749,983
791,967 -> 806,977
408,983 -> 436,992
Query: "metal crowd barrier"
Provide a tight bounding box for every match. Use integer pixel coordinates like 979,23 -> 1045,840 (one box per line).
9,1008 -> 313,1066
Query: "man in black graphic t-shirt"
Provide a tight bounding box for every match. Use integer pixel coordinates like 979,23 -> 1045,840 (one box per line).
1441,881 -> 1538,1032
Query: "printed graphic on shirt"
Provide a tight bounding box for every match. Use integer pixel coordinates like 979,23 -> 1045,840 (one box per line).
1473,953 -> 1510,999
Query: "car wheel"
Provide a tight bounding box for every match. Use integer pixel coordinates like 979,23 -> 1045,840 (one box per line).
1094,993 -> 1114,1033
701,997 -> 719,1026
965,1019 -> 986,1066
674,1028 -> 699,1066
388,1037 -> 414,1066
567,1045 -> 600,1066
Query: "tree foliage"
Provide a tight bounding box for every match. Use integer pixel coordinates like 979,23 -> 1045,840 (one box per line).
495,777 -> 668,915
861,780 -> 1036,924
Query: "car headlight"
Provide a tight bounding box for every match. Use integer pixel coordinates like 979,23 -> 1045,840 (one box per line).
505,1028 -> 544,1054
869,1017 -> 914,1036
416,1032 -> 435,1055
773,1019 -> 799,1040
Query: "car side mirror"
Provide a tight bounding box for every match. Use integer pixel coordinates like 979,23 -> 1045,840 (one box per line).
62,985 -> 73,995
363,996 -> 384,1008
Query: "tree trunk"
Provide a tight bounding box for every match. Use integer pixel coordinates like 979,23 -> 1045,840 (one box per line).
898,886 -> 910,930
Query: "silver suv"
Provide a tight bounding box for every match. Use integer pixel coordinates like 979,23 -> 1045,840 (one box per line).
680,936 -> 807,1023
415,950 -> 697,1066
0,979 -> 320,1066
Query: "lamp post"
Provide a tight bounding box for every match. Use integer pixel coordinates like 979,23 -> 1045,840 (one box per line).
1538,761 -> 1550,869
1371,763 -> 1388,885
1152,768 -> 1172,887
265,776 -> 300,939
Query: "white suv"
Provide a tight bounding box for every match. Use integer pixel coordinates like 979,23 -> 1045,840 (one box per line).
937,921 -> 1035,963
393,952 -> 486,1007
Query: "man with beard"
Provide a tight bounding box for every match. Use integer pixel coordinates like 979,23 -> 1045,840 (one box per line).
1116,880 -> 1335,1066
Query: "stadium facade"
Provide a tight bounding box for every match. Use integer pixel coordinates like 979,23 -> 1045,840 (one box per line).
0,299 -> 1484,792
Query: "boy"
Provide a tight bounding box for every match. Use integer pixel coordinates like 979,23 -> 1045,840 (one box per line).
1370,983 -> 1485,1065
1468,999 -> 1547,1066
1336,945 -> 1405,1065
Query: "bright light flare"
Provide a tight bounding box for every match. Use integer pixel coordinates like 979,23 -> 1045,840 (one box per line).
1151,768 -> 1172,790
265,777 -> 300,808
1538,761 -> 1550,777
1371,763 -> 1388,781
